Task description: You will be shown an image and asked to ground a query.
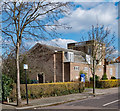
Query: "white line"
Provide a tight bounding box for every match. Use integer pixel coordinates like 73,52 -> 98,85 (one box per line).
103,100 -> 119,107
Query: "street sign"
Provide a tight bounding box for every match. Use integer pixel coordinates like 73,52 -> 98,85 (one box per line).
24,64 -> 28,69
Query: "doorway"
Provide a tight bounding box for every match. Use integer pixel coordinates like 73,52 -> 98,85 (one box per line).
38,74 -> 43,83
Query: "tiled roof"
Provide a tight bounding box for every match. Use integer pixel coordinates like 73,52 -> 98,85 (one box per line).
115,56 -> 120,62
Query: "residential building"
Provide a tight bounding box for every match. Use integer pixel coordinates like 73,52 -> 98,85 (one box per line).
113,56 -> 120,79
67,40 -> 106,65
115,56 -> 120,63
113,63 -> 120,79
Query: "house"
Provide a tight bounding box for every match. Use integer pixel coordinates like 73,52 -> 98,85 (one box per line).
115,56 -> 120,63
24,41 -> 116,83
113,56 -> 120,78
68,40 -> 116,79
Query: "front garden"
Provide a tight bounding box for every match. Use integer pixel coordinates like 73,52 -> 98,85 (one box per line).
2,75 -> 85,102
2,73 -> 120,103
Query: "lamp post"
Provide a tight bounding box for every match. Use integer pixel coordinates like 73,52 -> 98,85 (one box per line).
23,64 -> 28,105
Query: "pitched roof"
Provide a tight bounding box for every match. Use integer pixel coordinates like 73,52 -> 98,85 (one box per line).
115,56 -> 120,62
27,43 -> 87,63
29,43 -> 86,56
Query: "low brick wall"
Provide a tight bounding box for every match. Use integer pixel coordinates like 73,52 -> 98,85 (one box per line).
9,82 -> 84,101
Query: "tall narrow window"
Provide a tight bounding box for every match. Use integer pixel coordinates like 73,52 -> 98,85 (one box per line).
67,52 -> 74,62
88,47 -> 91,55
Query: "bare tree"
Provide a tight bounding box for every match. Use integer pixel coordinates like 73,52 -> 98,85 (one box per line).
80,24 -> 116,95
2,1 -> 72,106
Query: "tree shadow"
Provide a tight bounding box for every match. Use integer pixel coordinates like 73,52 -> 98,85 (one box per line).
2,103 -> 17,107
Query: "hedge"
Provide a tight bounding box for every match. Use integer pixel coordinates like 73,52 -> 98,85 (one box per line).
85,79 -> 120,88
9,82 -> 84,101
96,79 -> 120,88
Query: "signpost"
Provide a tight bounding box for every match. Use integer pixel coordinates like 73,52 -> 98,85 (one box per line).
79,74 -> 85,93
24,64 -> 28,105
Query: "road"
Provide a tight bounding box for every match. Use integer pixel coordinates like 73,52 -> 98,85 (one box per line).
36,93 -> 119,109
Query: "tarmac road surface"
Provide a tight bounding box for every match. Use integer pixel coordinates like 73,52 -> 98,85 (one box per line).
37,93 -> 119,109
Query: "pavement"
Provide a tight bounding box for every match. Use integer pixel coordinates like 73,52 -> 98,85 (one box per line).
39,93 -> 119,109
1,87 -> 119,110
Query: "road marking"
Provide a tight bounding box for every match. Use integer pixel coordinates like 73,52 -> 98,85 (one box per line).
103,100 -> 119,107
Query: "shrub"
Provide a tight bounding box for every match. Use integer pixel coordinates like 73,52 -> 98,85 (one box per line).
111,76 -> 116,79
9,82 -> 84,100
101,73 -> 108,80
86,79 -> 120,88
2,74 -> 14,102
90,75 -> 100,81
30,80 -> 38,84
97,79 -> 120,88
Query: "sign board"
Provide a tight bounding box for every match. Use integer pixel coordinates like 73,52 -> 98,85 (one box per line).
80,74 -> 85,83
24,64 -> 28,69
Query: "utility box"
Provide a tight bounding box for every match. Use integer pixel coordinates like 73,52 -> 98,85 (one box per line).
80,74 -> 85,83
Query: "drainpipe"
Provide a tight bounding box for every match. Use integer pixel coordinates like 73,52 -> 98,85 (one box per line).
70,62 -> 71,81
62,51 -> 64,82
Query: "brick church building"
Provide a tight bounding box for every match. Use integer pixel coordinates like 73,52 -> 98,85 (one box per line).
24,40 -> 116,83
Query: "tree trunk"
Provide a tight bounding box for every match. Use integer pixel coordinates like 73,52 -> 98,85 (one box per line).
92,59 -> 95,96
16,42 -> 22,106
93,72 -> 95,95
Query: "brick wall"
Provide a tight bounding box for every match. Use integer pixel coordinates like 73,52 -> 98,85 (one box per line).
70,63 -> 91,81
26,45 -> 54,82
55,51 -> 63,82
69,62 -> 115,81
64,62 -> 70,82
